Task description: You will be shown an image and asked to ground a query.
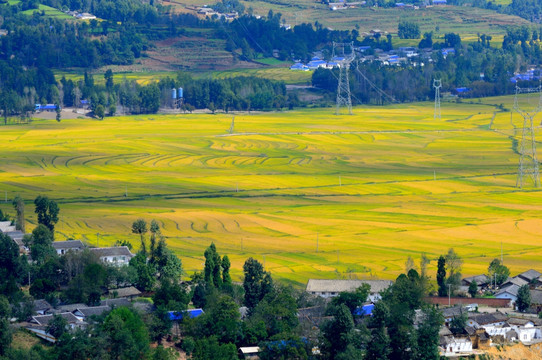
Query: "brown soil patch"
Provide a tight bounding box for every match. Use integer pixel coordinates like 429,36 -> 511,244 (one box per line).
483,343 -> 542,359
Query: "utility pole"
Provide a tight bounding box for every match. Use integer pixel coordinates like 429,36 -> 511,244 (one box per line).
514,85 -> 541,188
334,42 -> 355,115
434,79 -> 442,121
448,283 -> 451,306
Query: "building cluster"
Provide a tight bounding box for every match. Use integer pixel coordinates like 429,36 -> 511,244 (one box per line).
21,292 -> 148,342
290,56 -> 346,71
196,7 -> 238,20
0,221 -> 135,266
328,0 -> 446,11
63,10 -> 97,19
303,272 -> 542,358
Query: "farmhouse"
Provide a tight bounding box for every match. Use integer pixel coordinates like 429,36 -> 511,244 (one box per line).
306,279 -> 392,301
516,269 -> 541,284
52,240 -> 85,255
89,246 -> 134,266
495,284 -> 520,302
108,286 -> 141,299
461,274 -> 490,289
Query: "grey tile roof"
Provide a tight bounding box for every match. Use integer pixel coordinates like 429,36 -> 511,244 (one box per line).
441,306 -> 466,318
468,313 -> 501,326
502,277 -> 528,288
306,279 -> 393,294
53,303 -> 87,313
518,269 -> 541,281
89,246 -> 134,258
496,284 -> 520,297
33,299 -> 52,312
33,312 -> 79,326
109,286 -> 141,298
100,298 -> 131,308
507,317 -> 534,326
52,240 -> 85,250
462,275 -> 490,286
75,306 -> 110,317
530,289 -> 542,305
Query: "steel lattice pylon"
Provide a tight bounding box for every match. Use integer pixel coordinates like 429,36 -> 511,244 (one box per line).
433,79 -> 441,121
334,42 -> 355,115
514,85 -> 542,188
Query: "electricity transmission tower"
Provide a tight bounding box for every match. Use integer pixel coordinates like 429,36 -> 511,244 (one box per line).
514,85 -> 542,188
334,42 -> 355,115
433,79 -> 442,121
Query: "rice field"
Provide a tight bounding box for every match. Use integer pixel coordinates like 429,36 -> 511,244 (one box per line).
1,98 -> 542,287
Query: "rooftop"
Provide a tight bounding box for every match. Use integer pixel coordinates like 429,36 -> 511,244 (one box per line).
518,269 -> 541,281
306,279 -> 393,294
109,286 -> 141,298
75,306 -> 110,318
496,284 -> 520,297
89,246 -> 134,258
33,312 -> 79,326
52,240 -> 85,250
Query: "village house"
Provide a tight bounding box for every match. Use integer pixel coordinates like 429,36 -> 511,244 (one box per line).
89,246 -> 134,266
516,269 -> 541,285
461,274 -> 490,289
306,279 -> 393,302
52,240 -> 85,255
495,284 -> 520,302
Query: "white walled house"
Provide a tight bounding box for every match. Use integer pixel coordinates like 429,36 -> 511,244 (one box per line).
89,246 -> 134,266
306,279 -> 393,302
52,240 -> 85,255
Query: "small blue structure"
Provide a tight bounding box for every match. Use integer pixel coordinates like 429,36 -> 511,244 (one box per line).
455,87 -> 471,93
178,87 -> 183,99
307,59 -> 327,69
395,2 -> 405,7
168,308 -> 204,321
433,0 -> 447,4
35,104 -> 59,112
290,62 -> 309,71
353,303 -> 375,316
441,48 -> 455,57
171,88 -> 177,99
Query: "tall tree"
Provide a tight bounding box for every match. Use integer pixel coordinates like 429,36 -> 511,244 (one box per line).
204,243 -> 222,288
468,281 -> 478,298
34,195 -> 59,232
437,256 -> 447,297
416,306 -> 443,360
517,284 -> 531,312
27,224 -> 56,266
445,248 -> 462,295
132,219 -> 148,255
488,259 -> 510,286
12,195 -> 25,232
321,304 -> 359,358
221,255 -> 232,287
0,296 -> 11,356
243,257 -> 272,310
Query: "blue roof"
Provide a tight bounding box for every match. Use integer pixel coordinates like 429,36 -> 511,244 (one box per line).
433,0 -> 446,3
353,304 -> 374,316
290,63 -> 306,69
358,46 -> 371,50
168,308 -> 204,321
455,87 -> 471,93
80,100 -> 89,104
396,3 -> 405,6
311,56 -> 321,61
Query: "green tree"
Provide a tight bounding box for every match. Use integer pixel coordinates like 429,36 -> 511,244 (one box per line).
450,311 -> 467,334
102,307 -> 150,360
152,278 -> 188,310
55,104 -> 61,122
517,284 -> 531,312
488,259 -> 510,286
12,195 -> 25,232
132,219 -> 148,254
47,314 -> 69,339
416,306 -> 443,360
192,336 -> 237,360
398,21 -> 420,39
204,243 -> 222,288
0,296 -> 11,356
27,224 -> 56,265
34,195 -> 59,232
468,281 -> 478,298
321,304 -> 359,358
130,252 -> 155,291
222,255 -> 232,287
445,248 -> 462,295
104,69 -> 114,91
437,255 -> 447,297
329,284 -> 370,314
243,257 -> 273,310
249,285 -> 299,338
95,104 -> 105,119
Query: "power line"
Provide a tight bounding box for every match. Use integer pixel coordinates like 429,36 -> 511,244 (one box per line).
333,42 -> 355,115
514,85 -> 542,188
